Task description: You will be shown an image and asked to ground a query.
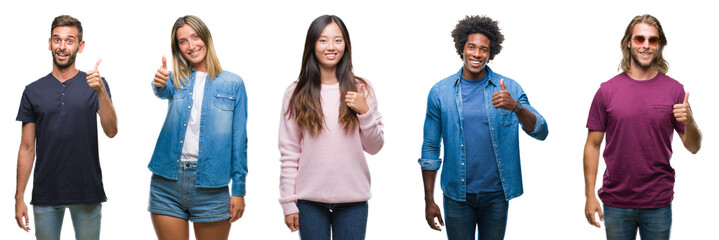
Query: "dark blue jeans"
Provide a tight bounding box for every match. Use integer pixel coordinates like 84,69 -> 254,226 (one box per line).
604,204 -> 672,240
443,191 -> 508,240
297,200 -> 368,240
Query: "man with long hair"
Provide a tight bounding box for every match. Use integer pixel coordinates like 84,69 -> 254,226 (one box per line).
14,15 -> 117,239
583,14 -> 702,240
419,15 -> 548,240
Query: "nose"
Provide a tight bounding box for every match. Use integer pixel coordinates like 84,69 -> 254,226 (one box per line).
59,40 -> 68,50
469,48 -> 480,58
327,41 -> 336,51
640,40 -> 650,48
189,40 -> 196,50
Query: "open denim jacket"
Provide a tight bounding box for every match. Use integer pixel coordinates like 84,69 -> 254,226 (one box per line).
149,69 -> 248,196
419,67 -> 548,202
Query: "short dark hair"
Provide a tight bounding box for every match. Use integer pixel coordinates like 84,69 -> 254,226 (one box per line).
51,15 -> 83,41
451,15 -> 504,60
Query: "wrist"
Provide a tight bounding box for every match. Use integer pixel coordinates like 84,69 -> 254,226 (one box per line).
585,192 -> 596,198
511,100 -> 523,113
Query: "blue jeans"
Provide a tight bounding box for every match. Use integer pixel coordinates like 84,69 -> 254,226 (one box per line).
604,204 -> 672,240
443,191 -> 508,240
297,200 -> 368,240
33,204 -> 102,240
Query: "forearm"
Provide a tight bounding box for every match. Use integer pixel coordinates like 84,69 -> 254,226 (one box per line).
358,109 -> 384,154
15,146 -> 34,201
681,121 -> 702,154
583,145 -> 600,198
422,170 -> 438,203
515,107 -> 537,132
97,89 -> 118,138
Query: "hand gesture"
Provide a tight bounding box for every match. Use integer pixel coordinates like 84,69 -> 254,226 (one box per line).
673,92 -> 694,124
285,213 -> 299,232
492,79 -> 517,110
15,200 -> 30,232
154,56 -> 170,88
345,84 -> 370,115
86,59 -> 105,92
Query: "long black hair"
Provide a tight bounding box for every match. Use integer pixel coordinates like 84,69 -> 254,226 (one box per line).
287,14 -> 368,135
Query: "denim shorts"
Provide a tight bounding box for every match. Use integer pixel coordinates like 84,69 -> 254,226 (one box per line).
148,162 -> 230,223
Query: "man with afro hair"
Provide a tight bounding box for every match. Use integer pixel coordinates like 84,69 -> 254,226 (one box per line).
418,15 -> 548,240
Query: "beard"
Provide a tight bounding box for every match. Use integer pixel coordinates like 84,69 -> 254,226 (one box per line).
52,49 -> 78,69
630,49 -> 654,71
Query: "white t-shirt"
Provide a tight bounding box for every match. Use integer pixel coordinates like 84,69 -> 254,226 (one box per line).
181,71 -> 208,162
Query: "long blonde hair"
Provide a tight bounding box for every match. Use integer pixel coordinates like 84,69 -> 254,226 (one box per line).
619,14 -> 669,74
170,15 -> 222,88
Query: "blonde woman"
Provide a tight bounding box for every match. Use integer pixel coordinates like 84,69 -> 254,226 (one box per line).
148,15 -> 247,240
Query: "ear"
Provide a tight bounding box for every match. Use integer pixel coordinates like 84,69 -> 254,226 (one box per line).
78,40 -> 85,53
48,38 -> 52,51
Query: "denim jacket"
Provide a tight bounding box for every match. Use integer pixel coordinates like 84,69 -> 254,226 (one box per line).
149,69 -> 248,196
419,67 -> 548,202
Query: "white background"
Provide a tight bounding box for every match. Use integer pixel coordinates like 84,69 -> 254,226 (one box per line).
1,0 -> 716,239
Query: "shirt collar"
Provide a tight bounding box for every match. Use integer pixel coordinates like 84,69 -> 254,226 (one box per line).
454,66 -> 496,86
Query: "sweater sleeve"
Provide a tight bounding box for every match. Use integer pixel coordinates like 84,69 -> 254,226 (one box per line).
278,83 -> 302,215
357,83 -> 384,155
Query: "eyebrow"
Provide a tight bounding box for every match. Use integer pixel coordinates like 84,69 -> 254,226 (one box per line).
319,35 -> 343,38
467,43 -> 488,48
52,34 -> 76,39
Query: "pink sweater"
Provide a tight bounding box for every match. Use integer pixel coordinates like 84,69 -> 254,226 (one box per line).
278,81 -> 384,215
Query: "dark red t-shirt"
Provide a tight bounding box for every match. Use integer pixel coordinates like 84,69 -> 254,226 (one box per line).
587,72 -> 685,208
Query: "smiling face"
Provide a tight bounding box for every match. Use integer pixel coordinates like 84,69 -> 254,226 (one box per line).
461,33 -> 490,80
628,23 -> 660,71
176,24 -> 207,72
49,26 -> 84,69
314,22 -> 345,72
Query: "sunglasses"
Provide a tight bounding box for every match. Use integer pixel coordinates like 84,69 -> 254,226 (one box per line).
633,36 -> 659,47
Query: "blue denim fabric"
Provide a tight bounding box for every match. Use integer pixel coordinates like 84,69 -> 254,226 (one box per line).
148,162 -> 231,223
443,192 -> 508,240
297,200 -> 368,240
604,204 -> 672,240
419,67 -> 548,202
149,69 -> 248,196
33,204 -> 102,240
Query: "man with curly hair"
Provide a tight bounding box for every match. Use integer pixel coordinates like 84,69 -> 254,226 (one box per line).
583,14 -> 702,240
418,15 -> 548,239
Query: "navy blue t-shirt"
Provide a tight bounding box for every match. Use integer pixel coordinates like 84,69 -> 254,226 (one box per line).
16,71 -> 109,205
460,74 -> 502,193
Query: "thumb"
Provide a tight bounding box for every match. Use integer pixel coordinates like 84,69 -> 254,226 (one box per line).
683,92 -> 690,104
162,56 -> 167,70
94,58 -> 102,70
500,78 -> 506,91
359,84 -> 366,95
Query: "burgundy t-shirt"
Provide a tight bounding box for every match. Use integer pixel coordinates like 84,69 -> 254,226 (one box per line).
587,72 -> 685,208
